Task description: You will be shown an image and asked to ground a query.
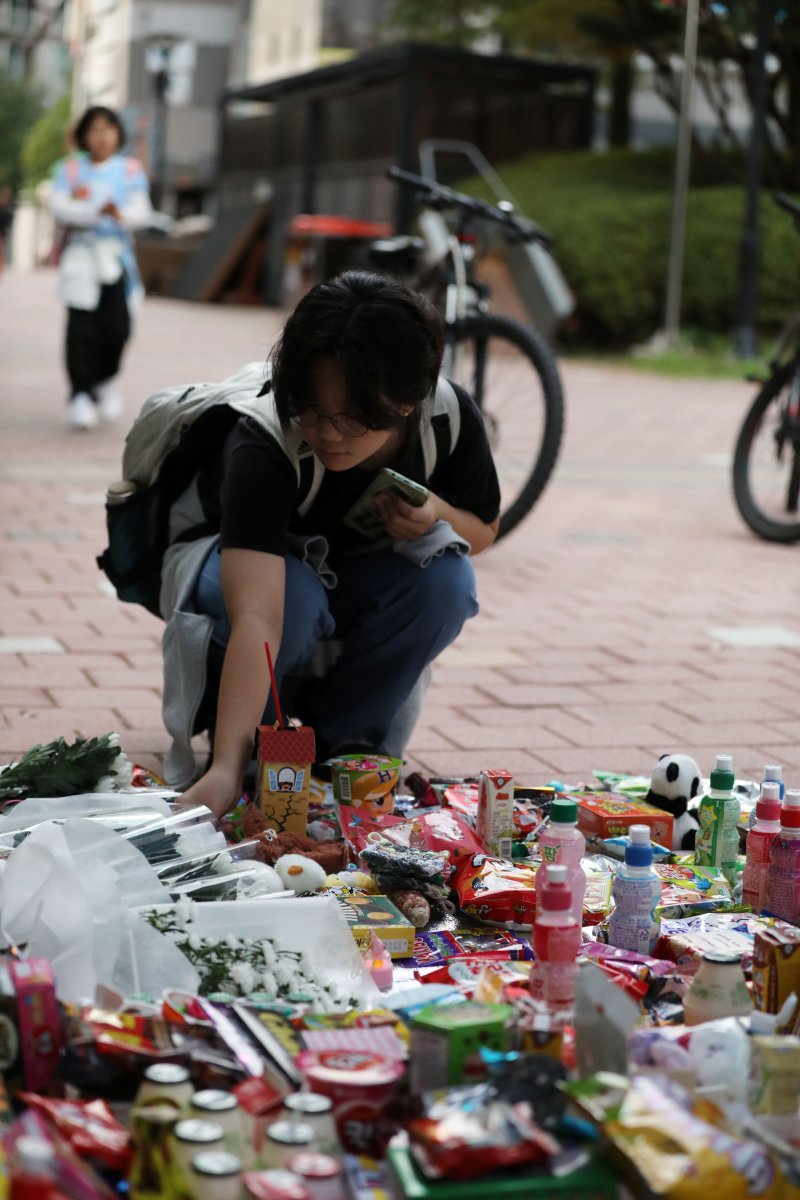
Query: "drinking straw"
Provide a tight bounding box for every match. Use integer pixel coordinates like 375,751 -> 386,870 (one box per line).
264,641 -> 284,728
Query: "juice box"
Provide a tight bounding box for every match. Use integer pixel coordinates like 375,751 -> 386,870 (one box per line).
575,792 -> 673,847
476,769 -> 515,857
0,957 -> 60,1094
748,1034 -> 800,1115
409,1001 -> 513,1091
256,723 -> 315,835
336,895 -> 415,958
752,924 -> 800,1013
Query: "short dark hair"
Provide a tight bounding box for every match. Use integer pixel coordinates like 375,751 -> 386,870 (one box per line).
73,106 -> 126,153
271,270 -> 444,435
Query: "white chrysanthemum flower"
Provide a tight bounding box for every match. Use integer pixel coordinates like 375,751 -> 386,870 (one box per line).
274,961 -> 294,988
260,970 -> 278,995
174,896 -> 196,929
226,934 -> 239,950
212,852 -> 235,875
107,733 -> 121,749
111,751 -> 134,787
230,962 -> 257,995
261,941 -> 277,966
93,775 -> 118,793
187,933 -> 201,951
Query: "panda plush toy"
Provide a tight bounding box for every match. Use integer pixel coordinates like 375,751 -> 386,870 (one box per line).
646,753 -> 702,850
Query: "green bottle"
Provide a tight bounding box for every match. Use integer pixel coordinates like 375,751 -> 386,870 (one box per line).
695,753 -> 741,883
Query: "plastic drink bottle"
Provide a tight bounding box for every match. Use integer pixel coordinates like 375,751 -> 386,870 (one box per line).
607,824 -> 661,955
683,951 -> 752,1025
694,754 -> 741,883
742,782 -> 781,913
530,864 -> 581,1012
749,764 -> 784,829
536,797 -> 586,923
763,789 -> 800,923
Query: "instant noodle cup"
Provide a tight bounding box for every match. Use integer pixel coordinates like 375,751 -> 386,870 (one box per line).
329,755 -> 401,817
295,1049 -> 404,1156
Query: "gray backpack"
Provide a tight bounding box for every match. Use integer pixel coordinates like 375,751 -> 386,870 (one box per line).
97,362 -> 461,616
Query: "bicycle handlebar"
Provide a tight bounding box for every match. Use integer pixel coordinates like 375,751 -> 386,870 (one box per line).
774,192 -> 800,223
387,165 -> 554,248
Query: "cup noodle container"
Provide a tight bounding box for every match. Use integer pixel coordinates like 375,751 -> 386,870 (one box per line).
256,724 -> 316,835
295,1049 -> 404,1157
329,755 -> 402,818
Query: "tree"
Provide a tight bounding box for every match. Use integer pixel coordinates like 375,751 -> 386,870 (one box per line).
0,69 -> 44,189
20,94 -> 71,187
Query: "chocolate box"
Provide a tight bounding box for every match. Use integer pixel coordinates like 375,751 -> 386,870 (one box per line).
336,895 -> 415,958
575,792 -> 673,847
0,957 -> 60,1094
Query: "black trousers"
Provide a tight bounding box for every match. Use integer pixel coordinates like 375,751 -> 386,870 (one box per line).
66,276 -> 130,400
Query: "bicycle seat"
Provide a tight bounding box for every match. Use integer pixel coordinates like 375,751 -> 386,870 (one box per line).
368,235 -> 425,262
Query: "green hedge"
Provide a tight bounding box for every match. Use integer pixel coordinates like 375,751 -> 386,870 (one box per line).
463,150 -> 800,348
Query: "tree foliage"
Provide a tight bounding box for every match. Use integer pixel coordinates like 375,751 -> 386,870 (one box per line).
20,94 -> 72,187
0,69 -> 44,189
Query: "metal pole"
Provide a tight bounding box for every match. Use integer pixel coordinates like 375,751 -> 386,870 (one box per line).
734,0 -> 771,359
151,63 -> 169,212
662,0 -> 700,348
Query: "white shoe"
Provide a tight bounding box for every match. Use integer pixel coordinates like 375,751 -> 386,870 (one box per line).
96,377 -> 124,423
67,392 -> 99,431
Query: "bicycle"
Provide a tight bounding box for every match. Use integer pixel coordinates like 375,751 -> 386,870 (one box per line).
365,164 -> 566,540
733,192 -> 800,543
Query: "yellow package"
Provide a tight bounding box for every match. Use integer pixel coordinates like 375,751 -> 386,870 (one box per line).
604,1074 -> 800,1200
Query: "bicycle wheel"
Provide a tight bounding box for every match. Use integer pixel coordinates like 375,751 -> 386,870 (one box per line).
449,313 -> 565,539
732,359 -> 800,543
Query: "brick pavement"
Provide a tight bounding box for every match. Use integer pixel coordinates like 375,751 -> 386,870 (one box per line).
2,268 -> 798,791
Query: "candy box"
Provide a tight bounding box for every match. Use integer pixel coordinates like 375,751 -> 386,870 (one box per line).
256,723 -> 316,835
336,894 -> 415,958
410,1001 -> 513,1091
476,770 -> 515,857
752,924 -> 800,1014
0,957 -> 61,1094
575,792 -> 672,847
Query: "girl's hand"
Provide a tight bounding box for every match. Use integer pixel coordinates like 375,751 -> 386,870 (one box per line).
176,762 -> 241,821
374,491 -> 439,541
100,200 -> 121,220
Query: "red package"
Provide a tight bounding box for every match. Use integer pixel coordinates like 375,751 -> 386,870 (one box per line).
338,807 -> 483,862
452,853 -> 537,928
18,1094 -> 132,1173
442,784 -> 480,826
408,1092 -> 557,1181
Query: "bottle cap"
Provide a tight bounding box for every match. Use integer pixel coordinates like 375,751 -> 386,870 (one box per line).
756,784 -> 781,821
549,797 -> 577,825
191,1151 -> 242,1177
174,1119 -> 224,1145
710,754 -> 735,791
191,1089 -> 239,1113
144,1063 -> 191,1085
538,863 -> 571,913
625,823 -> 653,867
781,789 -> 800,828
763,764 -> 783,783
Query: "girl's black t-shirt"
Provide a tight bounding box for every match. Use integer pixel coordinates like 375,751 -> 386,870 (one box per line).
210,383 -> 501,557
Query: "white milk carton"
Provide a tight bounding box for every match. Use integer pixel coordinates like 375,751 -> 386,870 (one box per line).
477,769 -> 515,857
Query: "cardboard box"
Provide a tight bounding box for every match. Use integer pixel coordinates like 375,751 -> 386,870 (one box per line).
255,723 -> 315,835
476,770 -> 515,857
575,792 -> 673,847
752,925 -> 800,1013
410,1001 -> 513,1091
336,895 -> 415,959
0,957 -> 60,1094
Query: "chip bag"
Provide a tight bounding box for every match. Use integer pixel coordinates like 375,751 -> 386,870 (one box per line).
452,853 -> 537,928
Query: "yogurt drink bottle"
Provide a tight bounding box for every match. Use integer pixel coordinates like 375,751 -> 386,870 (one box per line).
536,797 -> 586,923
749,765 -> 784,829
695,754 -> 741,883
607,825 -> 661,955
763,789 -> 800,924
742,782 -> 781,913
530,864 -> 581,1012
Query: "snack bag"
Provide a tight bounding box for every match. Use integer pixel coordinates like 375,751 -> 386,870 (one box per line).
655,863 -> 735,919
452,853 -> 537,928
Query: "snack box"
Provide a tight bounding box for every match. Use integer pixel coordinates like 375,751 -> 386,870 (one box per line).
0,957 -> 60,1094
336,894 -> 415,958
409,1001 -> 513,1091
476,770 -> 515,858
387,1142 -> 618,1199
752,924 -> 800,1014
575,792 -> 672,847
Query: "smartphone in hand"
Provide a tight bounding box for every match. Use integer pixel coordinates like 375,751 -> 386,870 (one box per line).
343,467 -> 430,538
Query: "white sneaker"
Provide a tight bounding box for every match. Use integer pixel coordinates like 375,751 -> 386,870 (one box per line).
96,377 -> 124,423
67,392 -> 99,431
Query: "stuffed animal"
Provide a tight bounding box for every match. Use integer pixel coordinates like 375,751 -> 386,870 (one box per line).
275,853 -> 328,894
250,827 -> 349,875
647,753 -> 702,850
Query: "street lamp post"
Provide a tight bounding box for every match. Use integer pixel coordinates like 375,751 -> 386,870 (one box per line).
145,33 -> 180,212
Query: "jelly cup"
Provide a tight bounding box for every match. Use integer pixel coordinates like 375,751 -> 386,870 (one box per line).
329,755 -> 402,817
294,1050 -> 404,1156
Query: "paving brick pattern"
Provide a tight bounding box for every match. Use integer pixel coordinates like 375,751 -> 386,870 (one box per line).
2,270 -> 798,790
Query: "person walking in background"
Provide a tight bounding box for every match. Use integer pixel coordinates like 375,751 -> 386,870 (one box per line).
50,106 -> 152,431
0,186 -> 13,277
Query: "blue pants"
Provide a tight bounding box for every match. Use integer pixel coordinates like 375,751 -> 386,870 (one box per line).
194,545 -> 479,756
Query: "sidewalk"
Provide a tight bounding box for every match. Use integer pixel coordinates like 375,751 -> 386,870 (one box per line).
2,268 -> 798,790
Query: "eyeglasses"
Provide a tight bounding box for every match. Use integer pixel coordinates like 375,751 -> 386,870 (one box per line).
295,408 -> 370,437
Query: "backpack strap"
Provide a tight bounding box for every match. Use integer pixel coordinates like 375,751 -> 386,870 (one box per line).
419,376 -> 461,480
